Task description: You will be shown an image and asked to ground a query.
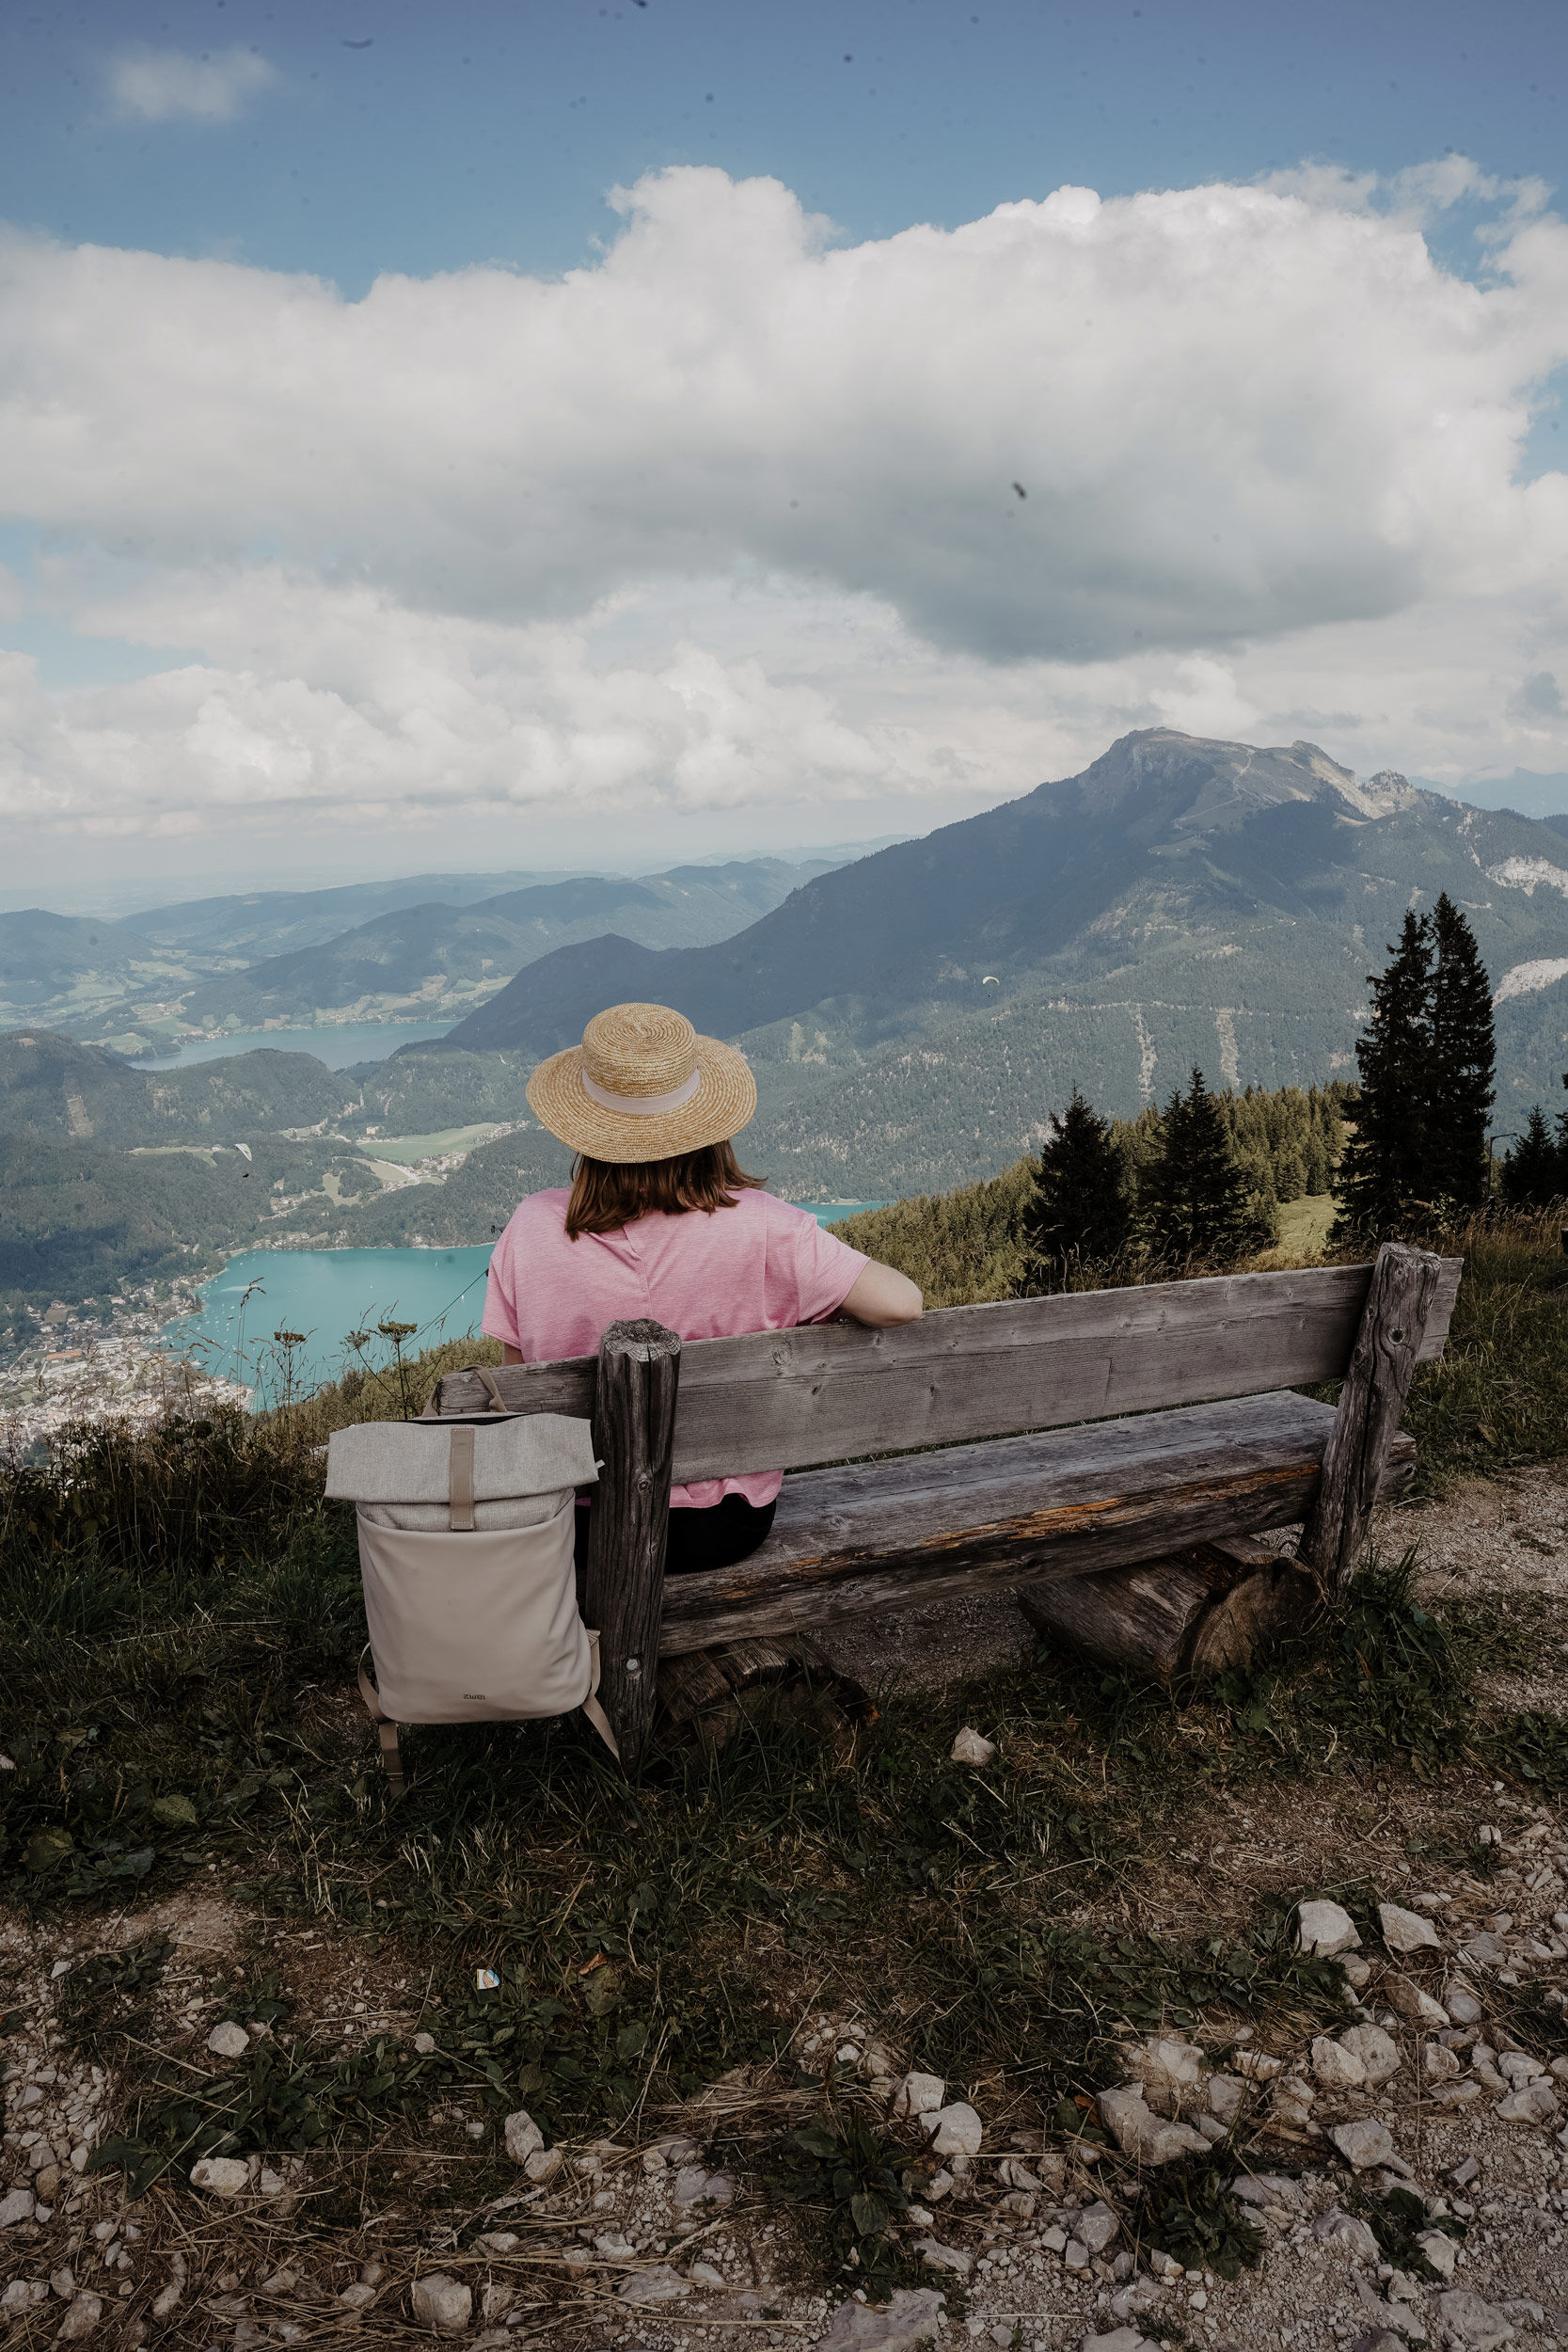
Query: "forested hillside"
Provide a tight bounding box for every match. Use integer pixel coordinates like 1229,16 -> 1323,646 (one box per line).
832,1081 -> 1349,1304
449,729 -> 1568,1185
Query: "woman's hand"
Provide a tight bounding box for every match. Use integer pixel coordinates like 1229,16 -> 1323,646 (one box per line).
839,1259 -> 924,1327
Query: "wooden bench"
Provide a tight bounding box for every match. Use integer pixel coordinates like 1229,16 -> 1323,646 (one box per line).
434,1241 -> 1462,1763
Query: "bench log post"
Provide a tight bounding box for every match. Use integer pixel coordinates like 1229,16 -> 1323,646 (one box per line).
1298,1239 -> 1443,1596
584,1320 -> 681,1768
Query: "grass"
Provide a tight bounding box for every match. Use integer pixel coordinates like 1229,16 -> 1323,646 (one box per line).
354,1124 -> 506,1166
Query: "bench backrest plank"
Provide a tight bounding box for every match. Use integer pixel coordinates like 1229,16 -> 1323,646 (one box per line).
437,1255 -> 1462,1482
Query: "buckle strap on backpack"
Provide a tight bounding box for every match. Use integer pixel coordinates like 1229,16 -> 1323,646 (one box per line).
581,1630 -> 622,1761
448,1426 -> 475,1530
357,1645 -> 406,1798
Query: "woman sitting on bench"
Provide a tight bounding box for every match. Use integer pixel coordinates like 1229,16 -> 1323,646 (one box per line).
483,1000 -> 923,1575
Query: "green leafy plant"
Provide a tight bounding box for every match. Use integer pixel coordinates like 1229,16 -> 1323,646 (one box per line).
1134,2153 -> 1265,2281
769,2105 -> 926,2292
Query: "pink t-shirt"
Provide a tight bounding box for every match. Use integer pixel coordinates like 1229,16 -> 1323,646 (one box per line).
482,1187 -> 869,1509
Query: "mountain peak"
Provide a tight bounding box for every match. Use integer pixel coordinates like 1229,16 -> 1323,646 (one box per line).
1054,726 -> 1423,834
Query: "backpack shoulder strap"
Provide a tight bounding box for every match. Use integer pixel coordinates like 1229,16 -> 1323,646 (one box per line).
420,1363 -> 515,1419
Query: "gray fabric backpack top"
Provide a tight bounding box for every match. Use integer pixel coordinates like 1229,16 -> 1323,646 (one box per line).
325,1375 -> 619,1791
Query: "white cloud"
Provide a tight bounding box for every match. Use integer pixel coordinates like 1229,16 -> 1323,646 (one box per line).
1,161 -> 1567,847
107,45 -> 277,125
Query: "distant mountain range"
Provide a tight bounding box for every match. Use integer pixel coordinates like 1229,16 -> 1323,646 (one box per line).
8,730 -> 1568,1346
436,730 -> 1568,1194
0,857 -> 839,1055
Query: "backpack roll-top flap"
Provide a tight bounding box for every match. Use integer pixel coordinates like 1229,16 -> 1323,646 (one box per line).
325,1413 -> 597,1504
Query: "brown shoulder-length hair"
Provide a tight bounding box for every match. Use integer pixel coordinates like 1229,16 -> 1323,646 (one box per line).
564,1140 -> 766,1240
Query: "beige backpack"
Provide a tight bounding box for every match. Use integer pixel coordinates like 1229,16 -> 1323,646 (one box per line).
325,1380 -> 619,1791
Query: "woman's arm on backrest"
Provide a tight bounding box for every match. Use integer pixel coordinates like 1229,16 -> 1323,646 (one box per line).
838,1259 -> 923,1327
501,1257 -> 923,1358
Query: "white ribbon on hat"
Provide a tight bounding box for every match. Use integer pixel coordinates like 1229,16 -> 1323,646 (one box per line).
580,1067 -> 703,1116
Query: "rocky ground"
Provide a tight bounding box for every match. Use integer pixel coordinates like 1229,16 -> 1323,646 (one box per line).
5,1469 -> 1568,2352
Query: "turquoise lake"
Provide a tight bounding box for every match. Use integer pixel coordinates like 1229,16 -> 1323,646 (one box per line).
165,1206 -> 889,1402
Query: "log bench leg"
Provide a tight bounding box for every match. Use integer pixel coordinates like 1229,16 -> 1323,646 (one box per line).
1020,1535 -> 1317,1682
582,1319 -> 681,1768
1297,1238 -> 1442,1596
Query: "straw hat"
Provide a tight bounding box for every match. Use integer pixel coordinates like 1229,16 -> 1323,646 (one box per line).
526,1002 -> 756,1165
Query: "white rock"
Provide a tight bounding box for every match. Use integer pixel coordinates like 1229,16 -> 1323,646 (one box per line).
1340,2024 -> 1402,2085
51,2270 -> 76,2300
1312,2035 -> 1367,2089
523,2145 -> 562,2184
338,2284 -> 378,2311
189,2157 -> 250,2199
817,2287 -> 950,2352
1271,2076 -> 1317,2126
1124,2037 -> 1202,2117
503,2110 -> 543,2165
1232,2048 -> 1284,2081
1312,2208 -> 1379,2259
1096,2088 -> 1211,2166
950,1727 -> 996,1766
0,2284 -> 38,2314
1445,1985 -> 1482,2026
1380,1902 -> 1441,1955
915,2237 -> 974,2277
1076,2200 -> 1120,2253
617,2267 -> 691,2306
1081,2331 -> 1154,2352
923,2102 -> 983,2159
205,2021 -> 250,2059
689,2263 -> 725,2287
1206,2072 -> 1244,2123
413,2032 -> 436,2055
477,2234 -> 519,2255
1297,1899 -> 1362,1958
55,2294 -> 103,2341
1496,2083 -> 1558,2124
997,2158 -> 1042,2190
411,2273 -> 471,2334
1331,2119 -> 1400,2169
1421,2041 -> 1460,2081
1496,2051 -> 1544,2085
1416,2230 -> 1458,2280
1340,1954 -> 1373,1988
1435,2289 -> 1515,2349
889,2070 -> 946,2119
1386,1976 -> 1449,2028
0,2188 -> 37,2227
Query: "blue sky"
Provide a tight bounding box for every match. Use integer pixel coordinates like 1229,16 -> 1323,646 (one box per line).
2,0 -> 1567,897
4,1 -> 1563,287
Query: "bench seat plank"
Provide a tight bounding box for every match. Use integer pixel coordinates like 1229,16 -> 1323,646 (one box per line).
439,1258 -> 1461,1484
656,1390 -> 1415,1655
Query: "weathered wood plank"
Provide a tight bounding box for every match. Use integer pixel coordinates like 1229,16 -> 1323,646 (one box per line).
436,1258 -> 1462,1481
1298,1240 -> 1443,1596
581,1320 -> 680,1766
655,1391 -> 1416,1654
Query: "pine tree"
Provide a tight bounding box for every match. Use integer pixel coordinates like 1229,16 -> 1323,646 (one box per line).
1142,1067 -> 1269,1268
1426,892 -> 1496,1211
1023,1089 -> 1132,1286
1334,911 -> 1433,1240
1500,1107 -> 1563,1210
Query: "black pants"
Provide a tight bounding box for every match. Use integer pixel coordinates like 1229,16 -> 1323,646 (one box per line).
573,1494 -> 776,1579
